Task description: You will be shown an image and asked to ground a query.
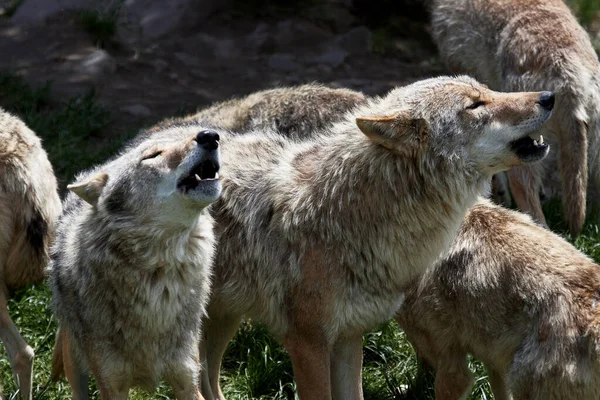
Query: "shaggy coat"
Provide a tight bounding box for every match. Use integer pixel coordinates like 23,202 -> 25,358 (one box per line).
0,109 -> 61,400
184,84 -> 367,139
172,76 -> 553,400
50,130 -> 221,400
430,0 -> 600,236
396,199 -> 600,400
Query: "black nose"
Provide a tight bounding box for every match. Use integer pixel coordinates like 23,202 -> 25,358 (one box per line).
538,91 -> 555,111
195,130 -> 220,151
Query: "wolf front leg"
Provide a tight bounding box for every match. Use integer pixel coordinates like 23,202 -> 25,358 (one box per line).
0,288 -> 34,400
508,165 -> 547,227
330,334 -> 364,400
284,330 -> 332,400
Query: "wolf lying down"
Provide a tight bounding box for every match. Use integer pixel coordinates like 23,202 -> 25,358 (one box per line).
203,83 -> 600,400
50,130 -> 222,399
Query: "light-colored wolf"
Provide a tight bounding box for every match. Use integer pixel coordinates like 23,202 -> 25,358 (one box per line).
181,84 -> 367,139
49,129 -> 222,399
0,109 -> 61,400
395,198 -> 600,400
430,0 -> 600,236
174,76 -> 552,400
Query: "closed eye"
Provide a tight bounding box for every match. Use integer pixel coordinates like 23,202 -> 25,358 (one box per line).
466,101 -> 486,110
142,150 -> 162,160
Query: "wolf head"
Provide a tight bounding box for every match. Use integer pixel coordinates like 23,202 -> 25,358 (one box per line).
356,76 -> 552,176
68,130 -> 221,226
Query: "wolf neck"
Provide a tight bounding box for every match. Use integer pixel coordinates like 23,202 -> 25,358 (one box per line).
287,132 -> 486,278
92,207 -> 214,268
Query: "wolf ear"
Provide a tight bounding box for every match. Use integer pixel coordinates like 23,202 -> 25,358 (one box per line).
67,172 -> 108,206
356,113 -> 429,150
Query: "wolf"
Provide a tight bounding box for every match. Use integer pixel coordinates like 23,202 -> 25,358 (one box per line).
0,109 -> 61,400
180,83 -> 367,139
49,129 -> 222,399
395,198 -> 600,400
160,76 -> 554,400
429,0 -> 600,236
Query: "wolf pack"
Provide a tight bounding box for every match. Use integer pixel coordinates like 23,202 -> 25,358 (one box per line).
2,0 -> 600,399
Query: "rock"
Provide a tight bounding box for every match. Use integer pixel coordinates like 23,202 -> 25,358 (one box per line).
246,22 -> 275,54
120,103 -> 151,117
11,0 -> 106,24
174,52 -> 201,67
336,26 -> 372,55
181,33 -> 236,60
268,54 -> 301,72
273,19 -> 333,53
74,49 -> 117,77
309,46 -> 348,68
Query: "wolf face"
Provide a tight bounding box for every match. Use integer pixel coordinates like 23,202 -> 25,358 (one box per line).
356,76 -> 552,175
68,130 -> 221,226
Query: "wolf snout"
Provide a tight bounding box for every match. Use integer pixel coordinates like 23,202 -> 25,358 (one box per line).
538,91 -> 555,111
195,130 -> 220,151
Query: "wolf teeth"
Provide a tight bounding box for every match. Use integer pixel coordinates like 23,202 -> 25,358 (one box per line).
195,174 -> 201,181
533,140 -> 538,146
539,135 -> 544,144
215,173 -> 219,179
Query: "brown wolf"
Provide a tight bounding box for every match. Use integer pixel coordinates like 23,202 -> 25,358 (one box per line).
0,109 -> 61,400
49,130 -> 222,399
430,0 -> 600,236
395,198 -> 600,400
181,83 -> 367,139
167,76 -> 553,400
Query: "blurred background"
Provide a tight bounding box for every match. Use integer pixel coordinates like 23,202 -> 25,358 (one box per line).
0,0 -> 598,399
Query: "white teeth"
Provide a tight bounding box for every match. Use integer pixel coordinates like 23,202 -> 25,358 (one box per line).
539,135 -> 544,144
215,172 -> 219,179
195,174 -> 201,181
533,140 -> 538,146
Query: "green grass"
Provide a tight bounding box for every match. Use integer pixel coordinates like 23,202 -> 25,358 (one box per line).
76,4 -> 122,49
568,0 -> 600,27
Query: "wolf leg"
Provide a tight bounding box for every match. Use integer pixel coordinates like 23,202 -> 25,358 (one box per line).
200,312 -> 242,400
487,365 -> 512,400
330,334 -> 363,400
508,165 -> 547,227
284,330 -> 332,400
0,288 -> 34,400
166,358 -> 203,400
60,329 -> 89,400
434,354 -> 474,400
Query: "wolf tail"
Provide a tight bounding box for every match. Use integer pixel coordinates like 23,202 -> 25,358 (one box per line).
557,103 -> 588,237
50,328 -> 65,381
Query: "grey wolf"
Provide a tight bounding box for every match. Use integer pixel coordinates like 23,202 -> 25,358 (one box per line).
430,0 -> 600,236
178,76 -> 552,400
49,129 -> 222,399
395,198 -> 600,400
182,83 -> 367,139
0,109 -> 61,400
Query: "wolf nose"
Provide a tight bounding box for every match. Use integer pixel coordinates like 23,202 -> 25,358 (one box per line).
538,91 -> 555,111
196,130 -> 220,151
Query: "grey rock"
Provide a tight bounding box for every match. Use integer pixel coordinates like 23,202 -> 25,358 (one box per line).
336,26 -> 372,55
75,49 -> 117,77
268,54 -> 301,72
309,46 -> 348,68
11,0 -> 107,24
182,33 -> 235,60
120,103 -> 152,117
274,19 -> 333,52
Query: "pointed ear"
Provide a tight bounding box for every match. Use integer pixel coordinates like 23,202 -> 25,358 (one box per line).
356,113 -> 429,150
67,172 -> 108,206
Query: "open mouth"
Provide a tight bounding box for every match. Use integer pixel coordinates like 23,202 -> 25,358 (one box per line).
510,134 -> 549,162
177,160 -> 220,193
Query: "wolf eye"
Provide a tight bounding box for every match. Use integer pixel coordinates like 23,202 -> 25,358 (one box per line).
466,101 -> 486,110
142,150 -> 162,160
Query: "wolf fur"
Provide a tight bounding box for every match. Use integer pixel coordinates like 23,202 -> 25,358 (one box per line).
49,129 -> 222,399
395,198 -> 600,400
430,0 -> 600,236
156,76 -> 554,400
0,109 -> 61,400
181,84 -> 367,139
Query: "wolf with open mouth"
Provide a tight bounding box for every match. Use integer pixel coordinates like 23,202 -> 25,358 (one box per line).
49,129 -> 221,400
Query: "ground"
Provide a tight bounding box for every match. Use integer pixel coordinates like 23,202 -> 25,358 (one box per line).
0,1 -> 599,399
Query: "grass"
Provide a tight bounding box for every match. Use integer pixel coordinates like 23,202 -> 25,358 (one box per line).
569,0 -> 600,27
75,3 -> 122,49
